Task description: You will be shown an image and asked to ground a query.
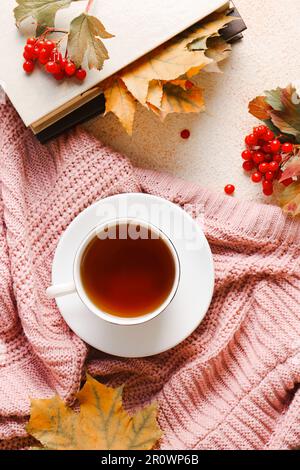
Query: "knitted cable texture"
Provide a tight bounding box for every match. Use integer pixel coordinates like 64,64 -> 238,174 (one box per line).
0,102 -> 299,450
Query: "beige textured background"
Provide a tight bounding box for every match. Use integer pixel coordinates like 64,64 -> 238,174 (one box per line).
85,0 -> 300,202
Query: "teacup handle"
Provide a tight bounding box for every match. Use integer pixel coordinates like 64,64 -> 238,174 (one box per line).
46,282 -> 76,299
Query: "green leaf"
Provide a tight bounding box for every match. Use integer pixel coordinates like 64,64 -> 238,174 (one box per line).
67,13 -> 114,70
265,88 -> 285,111
14,0 -> 80,36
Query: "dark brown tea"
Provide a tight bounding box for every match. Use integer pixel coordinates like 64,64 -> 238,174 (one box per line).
80,223 -> 176,317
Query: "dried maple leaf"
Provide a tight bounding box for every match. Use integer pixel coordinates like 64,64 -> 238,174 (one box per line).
160,82 -> 204,119
67,13 -> 114,70
27,374 -> 162,450
249,85 -> 300,143
14,0 -> 80,36
146,81 -> 164,109
120,13 -> 235,105
205,36 -> 231,63
102,12 -> 234,134
267,86 -> 300,142
120,44 -> 211,105
104,77 -> 137,135
248,96 -> 272,120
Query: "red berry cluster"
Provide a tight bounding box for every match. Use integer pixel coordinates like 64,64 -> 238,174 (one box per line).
23,37 -> 87,81
242,125 -> 294,196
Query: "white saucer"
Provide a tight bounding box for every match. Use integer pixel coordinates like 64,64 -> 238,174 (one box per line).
52,193 -> 214,357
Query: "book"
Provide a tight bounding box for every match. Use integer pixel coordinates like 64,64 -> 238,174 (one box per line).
1,1 -> 246,142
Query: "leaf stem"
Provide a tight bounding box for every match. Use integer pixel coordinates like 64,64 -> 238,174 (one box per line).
38,26 -> 69,38
85,0 -> 94,13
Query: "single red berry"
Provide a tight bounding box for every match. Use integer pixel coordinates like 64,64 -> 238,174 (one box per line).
60,57 -> 68,71
32,46 -> 40,59
185,80 -> 194,90
273,154 -> 282,164
264,154 -> 273,162
75,68 -> 87,81
258,162 -> 269,174
45,61 -> 61,74
253,152 -> 265,165
224,184 -> 235,195
180,129 -> 190,139
23,50 -> 32,60
23,60 -> 34,73
265,171 -> 274,182
65,62 -> 76,76
281,142 -> 294,154
262,144 -> 272,154
262,180 -> 273,196
26,37 -> 36,46
53,71 -> 65,81
36,39 -> 46,50
24,44 -> 34,59
282,178 -> 293,187
242,150 -> 252,161
263,130 -> 275,142
270,139 -> 281,153
243,160 -> 255,172
268,161 -> 279,173
45,40 -> 55,53
245,134 -> 257,147
251,172 -> 262,183
38,48 -> 50,65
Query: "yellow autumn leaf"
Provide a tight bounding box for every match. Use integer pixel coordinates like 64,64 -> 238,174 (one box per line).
27,374 -> 162,450
159,82 -> 205,119
205,36 -> 232,63
102,12 -> 234,134
119,14 -> 235,104
104,77 -> 137,135
146,80 -> 164,108
120,44 -> 211,105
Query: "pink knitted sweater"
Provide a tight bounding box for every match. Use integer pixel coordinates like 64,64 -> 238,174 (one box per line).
0,102 -> 299,450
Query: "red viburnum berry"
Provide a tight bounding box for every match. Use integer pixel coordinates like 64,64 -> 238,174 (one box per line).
251,172 -> 262,183
75,68 -> 87,81
65,62 -> 77,77
243,160 -> 255,172
23,60 -> 35,73
262,180 -> 273,196
270,140 -> 281,153
281,142 -> 294,154
241,150 -> 253,161
224,184 -> 235,195
265,171 -> 274,182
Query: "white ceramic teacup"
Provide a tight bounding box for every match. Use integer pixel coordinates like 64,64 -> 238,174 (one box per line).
46,218 -> 180,326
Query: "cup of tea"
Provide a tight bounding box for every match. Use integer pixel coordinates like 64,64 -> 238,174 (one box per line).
46,218 -> 180,326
